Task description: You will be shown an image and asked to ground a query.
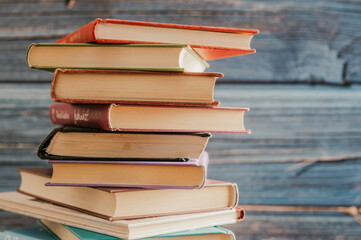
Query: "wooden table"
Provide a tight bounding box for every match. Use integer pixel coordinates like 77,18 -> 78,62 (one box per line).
1,84 -> 360,239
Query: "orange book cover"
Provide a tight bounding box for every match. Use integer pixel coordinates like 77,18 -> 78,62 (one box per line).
55,18 -> 259,61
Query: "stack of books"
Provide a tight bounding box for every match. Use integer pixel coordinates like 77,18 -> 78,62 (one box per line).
0,19 -> 258,240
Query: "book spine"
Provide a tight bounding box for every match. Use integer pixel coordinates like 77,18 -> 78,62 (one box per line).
49,104 -> 112,131
197,151 -> 209,188
55,19 -> 100,43
50,69 -> 60,101
231,183 -> 239,208
236,207 -> 246,222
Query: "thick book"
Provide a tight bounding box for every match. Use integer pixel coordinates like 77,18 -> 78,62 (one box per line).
26,43 -> 208,72
37,127 -> 210,161
51,69 -> 222,107
18,168 -> 238,220
0,226 -> 59,240
40,220 -> 236,240
0,192 -> 245,240
46,152 -> 208,189
49,103 -> 250,133
55,18 -> 259,61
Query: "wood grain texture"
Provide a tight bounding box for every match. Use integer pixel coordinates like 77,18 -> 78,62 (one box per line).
2,84 -> 359,235
1,0 -> 361,236
0,84 -> 360,207
1,210 -> 361,239
0,159 -> 359,206
1,84 -> 360,163
1,0 -> 361,83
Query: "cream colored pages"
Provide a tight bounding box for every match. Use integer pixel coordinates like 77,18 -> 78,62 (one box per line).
0,192 -> 241,240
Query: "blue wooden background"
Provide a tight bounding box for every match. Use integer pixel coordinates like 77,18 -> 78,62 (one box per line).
0,1 -> 360,239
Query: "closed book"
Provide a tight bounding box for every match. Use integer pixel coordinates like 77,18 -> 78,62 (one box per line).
18,167 -> 238,220
51,69 -> 223,106
51,69 -> 222,107
40,220 -> 235,240
37,127 -> 210,161
49,103 -> 250,133
0,226 -> 59,240
0,191 -> 245,240
46,152 -> 209,189
26,43 -> 208,72
55,18 -> 259,61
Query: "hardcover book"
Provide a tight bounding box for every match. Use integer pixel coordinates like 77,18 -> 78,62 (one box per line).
26,43 -> 208,72
55,18 -> 259,61
40,220 -> 235,240
49,103 -> 250,133
46,152 -> 209,189
18,168 -> 238,220
38,127 -> 210,161
0,191 -> 245,240
51,69 -> 222,107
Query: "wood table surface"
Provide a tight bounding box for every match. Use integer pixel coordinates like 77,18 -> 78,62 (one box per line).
1,84 -> 360,239
1,0 -> 361,238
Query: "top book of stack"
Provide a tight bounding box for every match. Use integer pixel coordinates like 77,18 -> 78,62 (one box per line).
55,18 -> 259,61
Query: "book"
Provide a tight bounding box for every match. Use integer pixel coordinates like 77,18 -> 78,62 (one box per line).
55,18 -> 259,61
26,43 -> 208,72
46,152 -> 208,189
0,226 -> 59,240
40,220 -> 235,240
51,69 -> 223,107
0,191 -> 245,240
37,127 -> 210,161
49,103 -> 250,133
18,168 -> 238,220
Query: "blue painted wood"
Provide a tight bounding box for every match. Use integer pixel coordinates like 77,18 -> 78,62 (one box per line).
1,1 -> 361,235
1,84 -> 360,163
226,211 -> 361,240
1,210 -> 360,239
1,1 -> 361,84
208,160 -> 361,206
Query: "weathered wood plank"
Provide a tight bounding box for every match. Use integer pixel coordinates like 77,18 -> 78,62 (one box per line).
208,160 -> 361,206
1,210 -> 360,239
1,1 -> 361,83
1,84 -> 360,163
226,210 -> 361,240
0,159 -> 360,206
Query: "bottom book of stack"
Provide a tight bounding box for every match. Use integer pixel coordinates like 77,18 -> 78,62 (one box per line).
0,192 -> 241,239
1,220 -> 235,240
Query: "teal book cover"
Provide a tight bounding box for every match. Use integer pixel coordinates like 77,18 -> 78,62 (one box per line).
42,222 -> 235,240
0,226 -> 59,240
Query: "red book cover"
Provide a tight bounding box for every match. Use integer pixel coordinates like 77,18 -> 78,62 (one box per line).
55,18 -> 259,61
49,103 -> 250,133
49,104 -> 111,130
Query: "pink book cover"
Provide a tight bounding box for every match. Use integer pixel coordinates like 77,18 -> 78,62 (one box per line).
46,152 -> 209,189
